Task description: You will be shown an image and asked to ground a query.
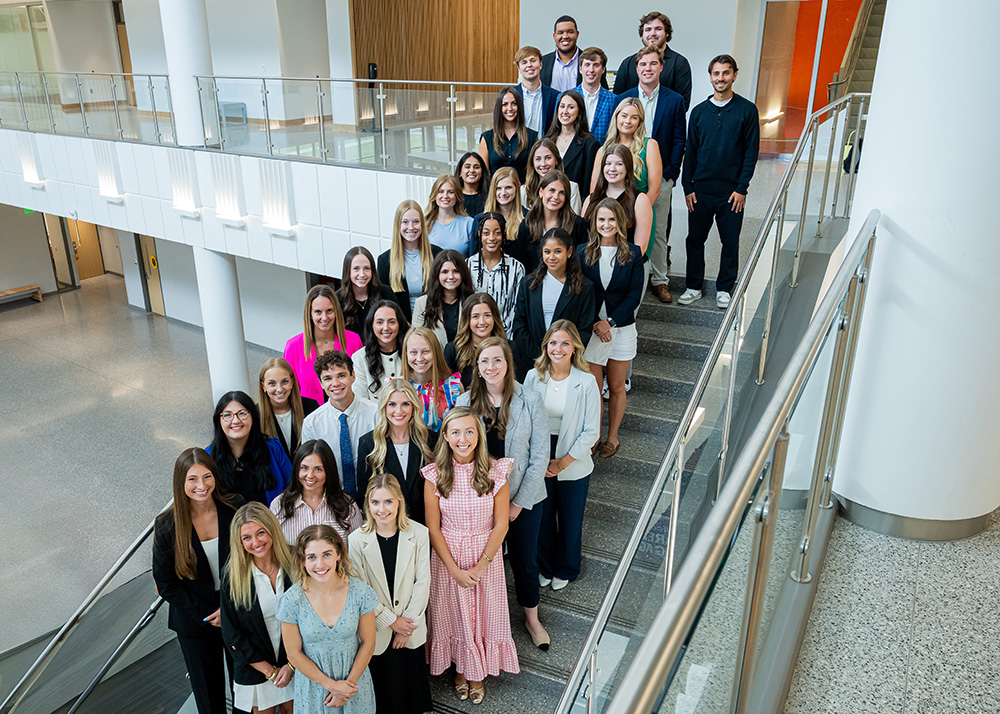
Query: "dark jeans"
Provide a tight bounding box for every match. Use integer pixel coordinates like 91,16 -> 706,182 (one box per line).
176,628 -> 232,714
506,498 -> 544,608
538,436 -> 590,581
685,191 -> 744,293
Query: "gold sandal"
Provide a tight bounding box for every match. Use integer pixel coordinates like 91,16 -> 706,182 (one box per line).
454,678 -> 469,701
469,682 -> 485,705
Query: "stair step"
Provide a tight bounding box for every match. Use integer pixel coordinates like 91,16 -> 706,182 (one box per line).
631,353 -> 704,396
429,668 -> 561,713
635,318 -> 716,360
637,293 -> 727,328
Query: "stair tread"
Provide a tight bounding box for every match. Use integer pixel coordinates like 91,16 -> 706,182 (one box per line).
635,318 -> 718,346
631,352 -> 705,387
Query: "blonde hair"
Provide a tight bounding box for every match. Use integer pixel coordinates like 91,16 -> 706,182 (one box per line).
257,357 -> 306,448
367,379 -> 433,479
292,525 -> 351,590
433,406 -> 495,498
226,503 -> 294,610
425,174 -> 468,227
484,167 -> 524,242
302,285 -> 347,360
390,199 -> 435,294
604,98 -> 648,180
533,319 -> 590,377
360,473 -> 412,534
401,327 -> 453,423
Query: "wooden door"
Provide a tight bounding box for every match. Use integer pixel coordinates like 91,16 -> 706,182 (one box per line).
67,219 -> 106,280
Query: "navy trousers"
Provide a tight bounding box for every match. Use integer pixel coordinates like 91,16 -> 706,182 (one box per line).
506,500 -> 544,608
685,191 -> 745,293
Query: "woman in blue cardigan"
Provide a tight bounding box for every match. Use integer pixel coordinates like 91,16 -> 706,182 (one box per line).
208,390 -> 292,505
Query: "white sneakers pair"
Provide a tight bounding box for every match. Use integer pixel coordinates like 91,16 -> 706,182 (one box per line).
539,574 -> 569,591
677,289 -> 731,309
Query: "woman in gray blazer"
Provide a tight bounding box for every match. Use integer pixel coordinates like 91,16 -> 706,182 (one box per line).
456,336 -> 551,650
348,474 -> 432,714
523,320 -> 601,590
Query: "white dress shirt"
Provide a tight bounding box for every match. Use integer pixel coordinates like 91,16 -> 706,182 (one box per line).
582,85 -> 600,131
301,397 -> 377,485
639,84 -> 659,138
550,50 -> 580,92
522,83 -> 544,134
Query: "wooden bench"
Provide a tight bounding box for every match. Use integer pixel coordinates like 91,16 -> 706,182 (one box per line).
0,285 -> 43,305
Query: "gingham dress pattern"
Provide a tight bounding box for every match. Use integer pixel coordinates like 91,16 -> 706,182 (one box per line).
422,458 -> 520,680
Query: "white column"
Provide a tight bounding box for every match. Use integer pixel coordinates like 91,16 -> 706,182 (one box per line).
192,246 -> 250,401
834,0 -> 1000,530
158,0 -> 212,146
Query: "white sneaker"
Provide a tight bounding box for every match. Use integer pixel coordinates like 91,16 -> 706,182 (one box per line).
602,377 -> 609,400
716,291 -> 731,309
677,289 -> 703,306
539,574 -> 552,588
624,377 -> 631,393
552,577 -> 570,591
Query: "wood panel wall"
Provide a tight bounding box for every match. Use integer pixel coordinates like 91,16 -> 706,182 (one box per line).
348,0 -> 519,84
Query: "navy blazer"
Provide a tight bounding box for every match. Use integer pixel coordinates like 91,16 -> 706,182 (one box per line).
513,83 -> 559,135
612,46 -> 693,110
614,87 -> 686,183
220,569 -> 294,685
511,273 -> 596,379
541,51 -> 610,90
376,245 -> 442,325
355,429 -> 439,525
153,501 -> 238,637
578,243 -> 645,328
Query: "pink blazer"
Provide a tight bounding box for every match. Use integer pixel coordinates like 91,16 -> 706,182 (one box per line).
282,331 -> 363,404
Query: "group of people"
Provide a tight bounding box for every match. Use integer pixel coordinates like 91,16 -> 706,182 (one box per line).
150,10 -> 761,714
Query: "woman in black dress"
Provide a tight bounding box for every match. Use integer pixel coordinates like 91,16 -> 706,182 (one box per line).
511,171 -> 589,274
337,246 -> 384,340
455,151 -> 490,218
477,86 -> 538,183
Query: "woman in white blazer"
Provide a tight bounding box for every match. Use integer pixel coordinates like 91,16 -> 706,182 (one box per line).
523,319 -> 601,591
347,474 -> 432,714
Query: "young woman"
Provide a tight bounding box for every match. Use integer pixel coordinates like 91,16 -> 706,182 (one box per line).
466,215 -> 525,333
412,249 -> 474,348
337,247 -> 384,340
522,138 -> 582,213
258,357 -> 320,459
208,391 -> 292,506
547,90 -> 601,202
277,525 -> 378,712
579,199 -> 645,457
284,285 -> 364,405
425,174 -> 475,256
356,379 -> 437,525
221,503 -> 295,714
591,98 -> 663,214
511,170 -> 589,274
456,337 -> 551,650
582,143 -> 654,257
152,448 -> 241,714
511,228 -> 596,379
455,151 -> 490,218
444,292 -> 509,387
377,199 -> 442,324
422,407 -> 519,704
401,326 -> 463,431
352,300 -> 408,404
482,166 -> 526,247
348,475 -> 433,714
477,86 -> 538,183
523,321 -> 601,590
270,439 -> 363,545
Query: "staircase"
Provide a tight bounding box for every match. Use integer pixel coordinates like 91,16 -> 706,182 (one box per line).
427,278 -> 726,712
845,0 -> 886,96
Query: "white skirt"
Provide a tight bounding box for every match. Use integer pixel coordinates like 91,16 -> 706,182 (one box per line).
584,323 -> 638,365
233,677 -> 294,710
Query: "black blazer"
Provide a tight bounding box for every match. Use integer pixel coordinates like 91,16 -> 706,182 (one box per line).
512,83 -> 560,135
355,429 -> 439,525
540,51 -> 609,89
376,245 -> 442,325
578,243 -> 645,328
612,46 -> 693,111
511,273 -> 596,379
560,135 -> 601,202
270,397 -> 319,458
220,568 -> 294,685
152,501 -> 238,636
510,216 -> 590,275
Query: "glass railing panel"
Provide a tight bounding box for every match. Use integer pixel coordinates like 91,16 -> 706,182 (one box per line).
382,85 -> 453,174
452,86 -> 498,161
111,73 -> 143,142
0,73 -> 22,128
198,76 -> 221,148
47,73 -> 86,136
16,73 -> 49,132
265,78 -> 323,161
76,73 -> 121,139
212,77 -> 270,156
149,76 -> 175,145
319,80 -> 380,168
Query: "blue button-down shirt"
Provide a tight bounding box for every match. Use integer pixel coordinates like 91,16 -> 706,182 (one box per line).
522,83 -> 544,134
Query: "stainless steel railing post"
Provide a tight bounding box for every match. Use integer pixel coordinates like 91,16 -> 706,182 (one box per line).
14,72 -> 29,129
377,82 -> 389,168
316,80 -> 328,161
719,297 -> 744,496
110,74 -> 124,139
148,76 -> 161,143
75,73 -> 90,136
261,78 -> 273,156
845,96 -> 866,217
448,84 -> 457,165
41,73 -> 56,134
663,443 -> 684,597
790,117 -> 819,287
815,104 -> 841,236
756,194 -> 787,386
165,77 -> 177,145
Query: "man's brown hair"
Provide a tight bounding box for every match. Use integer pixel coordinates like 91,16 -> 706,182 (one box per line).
638,12 -> 673,43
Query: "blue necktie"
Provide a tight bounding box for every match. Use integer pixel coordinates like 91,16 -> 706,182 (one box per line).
339,413 -> 356,496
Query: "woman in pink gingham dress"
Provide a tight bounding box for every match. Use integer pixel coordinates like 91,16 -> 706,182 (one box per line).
422,406 -> 519,704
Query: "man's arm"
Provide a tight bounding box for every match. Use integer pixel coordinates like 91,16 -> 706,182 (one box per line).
681,109 -> 699,197
612,56 -> 633,95
736,101 -> 761,195
663,93 -> 686,182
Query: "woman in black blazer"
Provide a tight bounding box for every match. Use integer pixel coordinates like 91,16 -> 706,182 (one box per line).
511,171 -> 589,274
356,379 -> 438,525
512,227 -> 596,380
257,357 -> 319,459
221,502 -> 295,713
578,198 -> 645,458
377,199 -> 442,325
547,90 -> 601,203
152,448 -> 242,714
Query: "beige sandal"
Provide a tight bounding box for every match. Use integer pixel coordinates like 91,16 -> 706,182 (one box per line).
469,682 -> 485,705
454,678 -> 469,701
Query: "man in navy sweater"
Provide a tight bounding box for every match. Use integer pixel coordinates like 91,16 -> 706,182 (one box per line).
678,54 -> 760,309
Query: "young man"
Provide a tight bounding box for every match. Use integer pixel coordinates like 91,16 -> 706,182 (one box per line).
514,45 -> 559,135
573,47 -> 616,144
301,349 -> 377,498
614,45 -> 686,303
678,55 -> 760,310
541,15 -> 581,92
612,12 -> 693,111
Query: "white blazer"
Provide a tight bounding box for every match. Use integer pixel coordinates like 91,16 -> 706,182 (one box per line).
411,295 -> 462,351
352,348 -> 402,403
348,522 -> 431,655
523,366 -> 601,481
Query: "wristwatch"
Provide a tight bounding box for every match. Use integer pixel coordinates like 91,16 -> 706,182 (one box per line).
607,317 -> 618,328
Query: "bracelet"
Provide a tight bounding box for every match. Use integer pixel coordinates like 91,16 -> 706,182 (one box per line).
481,553 -> 492,563
288,662 -> 296,673
267,668 -> 278,682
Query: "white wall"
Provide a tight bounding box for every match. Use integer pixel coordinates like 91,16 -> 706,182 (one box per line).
120,0 -> 169,74
0,204 -> 57,293
235,256 -> 306,352
326,0 -> 353,77
154,236 -> 202,325
44,0 -> 123,74
97,224 -> 124,273
117,229 -> 146,308
205,0 -> 282,76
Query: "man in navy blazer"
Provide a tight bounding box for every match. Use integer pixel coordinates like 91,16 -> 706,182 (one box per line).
614,45 -> 686,303
514,45 -> 559,135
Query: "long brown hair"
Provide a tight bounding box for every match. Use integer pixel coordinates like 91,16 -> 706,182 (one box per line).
292,525 -> 351,590
584,198 -> 633,267
529,227 -> 585,293
168,448 -> 240,580
525,171 -> 578,243
257,357 -> 306,449
337,246 -> 383,334
390,199 -> 435,293
419,250 -> 473,329
433,406 -> 495,498
424,174 -> 468,226
226,502 -> 294,609
360,473 -> 412,534
491,87 -> 529,159
483,167 -> 524,242
585,143 -> 638,229
277,440 -> 355,530
467,337 -> 516,439
545,89 -> 593,142
454,293 -> 507,370
302,284 -> 347,361
533,319 -> 590,378
524,138 -> 567,210
367,379 -> 433,478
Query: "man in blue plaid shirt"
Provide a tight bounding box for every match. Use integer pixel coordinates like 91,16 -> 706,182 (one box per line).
574,47 -> 616,144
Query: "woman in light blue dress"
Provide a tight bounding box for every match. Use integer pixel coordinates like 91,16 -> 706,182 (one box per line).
277,524 -> 378,713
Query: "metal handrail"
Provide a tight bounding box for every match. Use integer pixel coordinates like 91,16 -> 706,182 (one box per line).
553,91 -> 867,714
606,209 -> 880,713
194,74 -> 510,87
0,70 -> 170,78
0,500 -> 172,714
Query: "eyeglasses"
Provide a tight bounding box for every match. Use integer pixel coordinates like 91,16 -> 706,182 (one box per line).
221,410 -> 250,423
478,357 -> 507,368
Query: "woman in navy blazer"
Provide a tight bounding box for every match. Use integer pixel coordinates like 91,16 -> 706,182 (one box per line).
153,448 -> 242,714
578,199 -> 644,457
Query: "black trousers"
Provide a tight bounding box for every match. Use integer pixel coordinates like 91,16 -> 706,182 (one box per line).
176,628 -> 232,714
506,498 -> 544,608
685,191 -> 744,293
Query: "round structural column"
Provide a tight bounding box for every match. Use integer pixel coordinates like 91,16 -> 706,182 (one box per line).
834,0 -> 1000,538
158,0 -> 212,146
192,246 -> 250,402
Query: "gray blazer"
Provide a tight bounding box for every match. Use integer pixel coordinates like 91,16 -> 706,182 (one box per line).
523,366 -> 601,481
456,382 -> 549,509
